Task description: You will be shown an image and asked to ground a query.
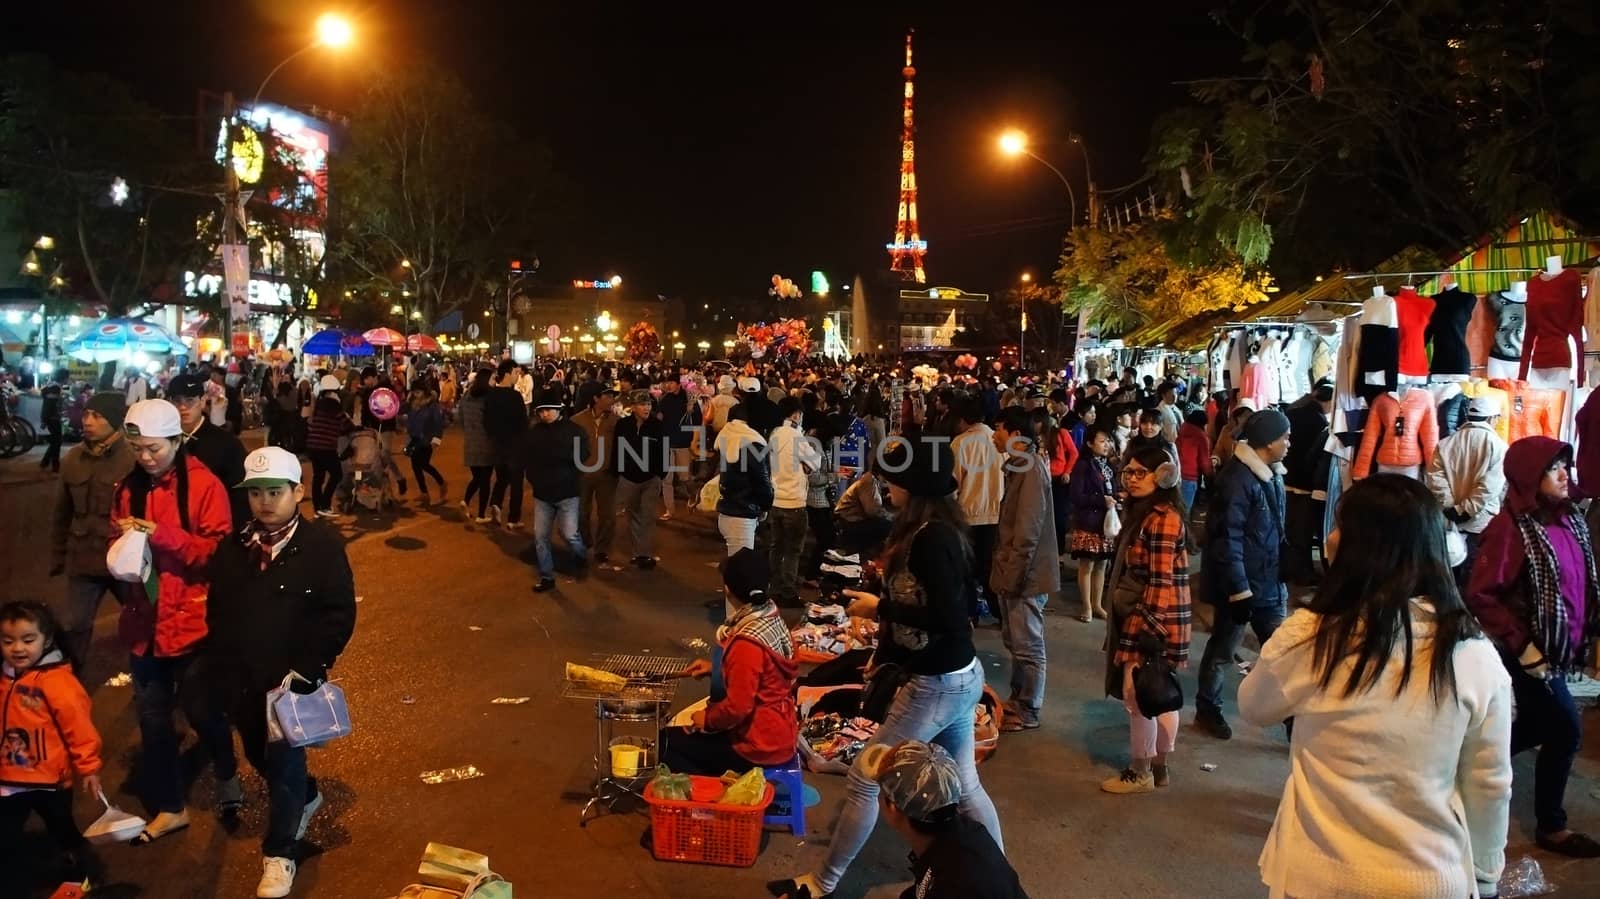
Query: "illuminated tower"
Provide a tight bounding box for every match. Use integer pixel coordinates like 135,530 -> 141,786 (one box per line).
887,29 -> 927,283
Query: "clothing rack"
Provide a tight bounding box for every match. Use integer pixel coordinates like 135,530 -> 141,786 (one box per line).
1342,266 -> 1594,280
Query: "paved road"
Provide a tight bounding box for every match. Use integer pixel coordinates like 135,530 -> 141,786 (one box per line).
3,432 -> 1598,898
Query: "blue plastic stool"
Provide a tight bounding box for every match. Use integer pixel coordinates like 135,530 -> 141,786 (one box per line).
763,754 -> 807,835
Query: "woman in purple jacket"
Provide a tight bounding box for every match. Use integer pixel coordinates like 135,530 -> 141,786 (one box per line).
1466,436 -> 1600,858
1067,427 -> 1117,622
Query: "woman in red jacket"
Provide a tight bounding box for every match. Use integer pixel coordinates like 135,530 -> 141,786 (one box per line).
112,400 -> 236,843
660,548 -> 799,774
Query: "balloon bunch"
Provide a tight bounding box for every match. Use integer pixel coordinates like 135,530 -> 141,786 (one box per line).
768,274 -> 803,300
624,321 -> 661,362
955,353 -> 978,370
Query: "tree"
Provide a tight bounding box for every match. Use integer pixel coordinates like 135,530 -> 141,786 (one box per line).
1151,0 -> 1600,283
333,63 -> 559,331
1054,218 -> 1270,334
0,55 -> 216,314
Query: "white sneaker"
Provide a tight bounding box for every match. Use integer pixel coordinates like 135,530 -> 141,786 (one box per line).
489,505 -> 502,523
296,790 -> 324,840
257,856 -> 296,898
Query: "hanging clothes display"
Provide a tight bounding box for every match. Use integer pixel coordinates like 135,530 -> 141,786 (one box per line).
1518,268 -> 1585,386
1487,378 -> 1565,444
1586,268 -> 1600,356
1394,287 -> 1435,378
1352,388 -> 1439,480
1355,293 -> 1399,398
1425,286 -> 1477,376
1486,288 -> 1527,375
1310,334 -> 1335,385
1461,380 -> 1512,443
1256,331 -> 1284,406
1431,382 -> 1469,439
1575,388 -> 1600,498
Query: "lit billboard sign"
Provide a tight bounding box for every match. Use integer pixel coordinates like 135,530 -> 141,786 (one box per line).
898,286 -> 989,302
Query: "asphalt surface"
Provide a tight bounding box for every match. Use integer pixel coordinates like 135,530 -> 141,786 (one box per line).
2,429 -> 1599,899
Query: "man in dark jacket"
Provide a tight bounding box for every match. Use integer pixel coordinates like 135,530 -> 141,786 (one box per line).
48,392 -> 134,676
613,389 -> 667,568
572,386 -> 619,564
655,374 -> 700,518
206,447 -> 356,898
1195,408 -> 1291,740
1282,380 -> 1334,586
484,360 -> 529,529
524,389 -> 589,592
169,373 -> 249,529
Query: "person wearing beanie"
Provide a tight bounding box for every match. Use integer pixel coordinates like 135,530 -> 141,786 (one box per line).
1194,407 -> 1290,741
47,392 -> 135,678
658,548 -> 798,776
771,436 -> 1003,899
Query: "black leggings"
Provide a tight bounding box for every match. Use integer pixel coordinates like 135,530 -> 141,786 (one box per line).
804,506 -> 835,578
0,789 -> 100,881
463,465 -> 494,516
309,449 -> 342,512
409,443 -> 445,492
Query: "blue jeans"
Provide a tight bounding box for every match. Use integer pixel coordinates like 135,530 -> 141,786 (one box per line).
532,496 -> 586,577
130,653 -> 237,813
817,658 -> 1002,893
1195,596 -> 1286,715
232,690 -> 315,858
1001,594 -> 1048,717
1180,480 -> 1198,511
1510,665 -> 1582,834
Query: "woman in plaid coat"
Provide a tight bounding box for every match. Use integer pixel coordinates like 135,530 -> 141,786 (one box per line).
1100,444 -> 1192,795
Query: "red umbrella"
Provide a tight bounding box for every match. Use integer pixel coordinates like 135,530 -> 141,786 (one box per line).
361,327 -> 406,347
406,333 -> 441,353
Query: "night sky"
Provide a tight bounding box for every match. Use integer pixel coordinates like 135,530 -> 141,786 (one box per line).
4,1 -> 1241,300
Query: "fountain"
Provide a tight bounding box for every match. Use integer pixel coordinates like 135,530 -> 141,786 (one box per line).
850,275 -> 869,355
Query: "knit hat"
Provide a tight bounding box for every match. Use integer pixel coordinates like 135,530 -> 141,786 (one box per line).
721,548 -> 770,604
860,740 -> 962,823
878,438 -> 957,498
123,399 -> 182,439
1243,408 -> 1291,448
84,392 -> 127,430
1467,396 -> 1500,420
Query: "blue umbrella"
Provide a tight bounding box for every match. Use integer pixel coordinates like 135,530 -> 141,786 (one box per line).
64,317 -> 180,363
302,329 -> 373,356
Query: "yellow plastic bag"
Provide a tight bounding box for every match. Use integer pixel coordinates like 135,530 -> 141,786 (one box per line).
720,767 -> 767,806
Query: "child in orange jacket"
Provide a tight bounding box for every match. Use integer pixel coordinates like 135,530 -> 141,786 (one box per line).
0,600 -> 105,886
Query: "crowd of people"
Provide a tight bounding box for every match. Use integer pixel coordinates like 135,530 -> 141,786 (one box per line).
5,346 -> 1600,898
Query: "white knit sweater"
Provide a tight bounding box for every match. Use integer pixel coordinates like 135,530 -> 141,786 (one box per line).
1239,603 -> 1512,899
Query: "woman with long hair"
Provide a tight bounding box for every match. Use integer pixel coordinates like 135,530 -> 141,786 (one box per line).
769,437 -> 1002,899
1068,427 -> 1118,622
1243,475 -> 1511,897
456,367 -> 497,523
1100,446 -> 1191,793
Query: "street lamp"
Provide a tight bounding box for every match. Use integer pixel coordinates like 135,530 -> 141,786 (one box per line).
998,129 -> 1077,226
1017,272 -> 1033,366
315,12 -> 354,48
33,235 -> 55,252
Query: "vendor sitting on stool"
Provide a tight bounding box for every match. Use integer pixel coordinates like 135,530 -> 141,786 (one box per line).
660,548 -> 799,774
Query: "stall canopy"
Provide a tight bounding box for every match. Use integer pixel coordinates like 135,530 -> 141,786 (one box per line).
1412,210 -> 1599,296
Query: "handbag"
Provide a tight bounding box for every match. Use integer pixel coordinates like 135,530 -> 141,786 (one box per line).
267,673 -> 352,748
1132,632 -> 1183,718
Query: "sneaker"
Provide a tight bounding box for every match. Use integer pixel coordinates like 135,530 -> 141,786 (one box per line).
296,789 -> 323,840
257,856 -> 297,898
632,556 -> 657,569
490,505 -> 502,523
473,514 -> 493,524
1195,709 -> 1233,740
504,521 -> 525,531
315,509 -> 337,519
1152,764 -> 1170,788
1100,768 -> 1155,794
533,577 -> 557,593
459,500 -> 469,513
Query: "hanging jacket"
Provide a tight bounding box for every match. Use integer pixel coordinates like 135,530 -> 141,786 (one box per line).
1519,268 -> 1585,385
1353,389 -> 1439,478
1423,422 -> 1507,535
1436,391 -> 1470,440
110,453 -> 231,658
1461,381 -> 1512,443
1486,379 -> 1564,445
0,649 -> 101,790
1394,287 -> 1436,378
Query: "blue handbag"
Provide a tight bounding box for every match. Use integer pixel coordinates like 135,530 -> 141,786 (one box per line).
268,674 -> 352,748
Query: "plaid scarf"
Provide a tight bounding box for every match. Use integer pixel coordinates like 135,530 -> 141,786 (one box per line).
242,519 -> 299,572
718,600 -> 794,659
1515,510 -> 1600,672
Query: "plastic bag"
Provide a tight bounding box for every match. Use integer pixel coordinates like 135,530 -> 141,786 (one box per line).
649,764 -> 691,801
1102,505 -> 1122,540
1498,856 -> 1553,898
106,528 -> 153,590
698,476 -> 722,512
82,791 -> 147,843
720,767 -> 767,806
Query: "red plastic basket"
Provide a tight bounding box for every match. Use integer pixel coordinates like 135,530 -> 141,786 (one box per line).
644,775 -> 775,867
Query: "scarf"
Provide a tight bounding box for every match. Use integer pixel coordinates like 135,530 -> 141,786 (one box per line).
1091,456 -> 1115,497
242,519 -> 299,571
717,599 -> 793,659
1514,509 -> 1600,672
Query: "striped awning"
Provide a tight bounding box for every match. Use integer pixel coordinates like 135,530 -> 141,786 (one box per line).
1416,210 -> 1599,296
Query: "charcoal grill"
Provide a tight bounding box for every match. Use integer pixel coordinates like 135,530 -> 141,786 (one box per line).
564,652 -> 689,826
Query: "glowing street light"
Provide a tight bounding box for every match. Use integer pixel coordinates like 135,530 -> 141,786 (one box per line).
722,339 -> 735,350
998,130 -> 1028,157
1020,272 -> 1033,283
315,12 -> 355,48
390,304 -> 403,314
673,341 -> 687,351
696,340 -> 711,350
33,235 -> 55,251
596,311 -> 614,333
997,126 -> 1079,225
609,275 -> 622,287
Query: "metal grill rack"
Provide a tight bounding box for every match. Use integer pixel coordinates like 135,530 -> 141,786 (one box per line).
565,653 -> 689,826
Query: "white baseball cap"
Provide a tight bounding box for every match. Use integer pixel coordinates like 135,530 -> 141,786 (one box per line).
738,376 -> 761,393
123,399 -> 183,439
237,446 -> 303,487
318,374 -> 343,393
